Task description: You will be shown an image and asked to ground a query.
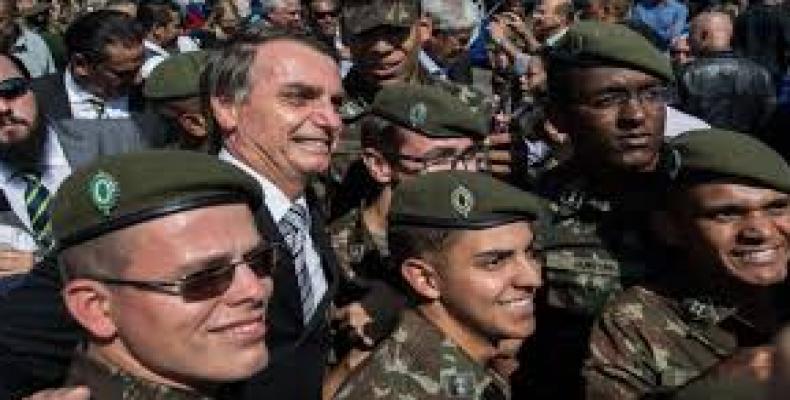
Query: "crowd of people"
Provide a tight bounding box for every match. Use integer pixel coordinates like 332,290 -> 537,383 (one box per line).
0,0 -> 787,399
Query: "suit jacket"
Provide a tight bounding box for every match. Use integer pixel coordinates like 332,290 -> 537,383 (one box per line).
31,72 -> 146,121
239,189 -> 339,400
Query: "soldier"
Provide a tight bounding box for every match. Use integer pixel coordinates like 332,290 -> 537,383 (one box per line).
332,0 -> 492,217
330,83 -> 487,288
144,50 -> 220,153
54,150 -> 275,398
326,83 -> 488,385
523,20 -> 675,398
333,170 -> 547,400
585,129 -> 790,398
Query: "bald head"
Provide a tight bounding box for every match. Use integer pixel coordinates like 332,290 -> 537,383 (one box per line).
690,12 -> 733,54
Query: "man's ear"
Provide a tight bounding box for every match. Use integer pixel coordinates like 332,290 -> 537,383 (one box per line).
176,112 -> 208,139
401,257 -> 440,300
70,53 -> 92,79
210,96 -> 239,135
362,148 -> 394,185
62,280 -> 118,340
416,16 -> 433,45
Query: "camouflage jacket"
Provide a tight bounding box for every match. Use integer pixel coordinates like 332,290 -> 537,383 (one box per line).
333,309 -> 511,400
64,347 -> 214,400
584,286 -> 743,400
328,206 -> 389,283
537,167 -> 661,316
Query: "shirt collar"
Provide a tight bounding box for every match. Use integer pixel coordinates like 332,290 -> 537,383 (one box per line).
144,40 -> 170,57
419,50 -> 447,80
545,27 -> 569,47
217,148 -> 307,222
64,68 -> 129,106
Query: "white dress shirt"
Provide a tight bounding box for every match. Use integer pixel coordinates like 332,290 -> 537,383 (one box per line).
219,149 -> 328,315
64,69 -> 131,119
0,126 -> 72,251
141,40 -> 170,79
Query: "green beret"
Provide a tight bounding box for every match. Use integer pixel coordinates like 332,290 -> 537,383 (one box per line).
53,150 -> 262,250
389,171 -> 549,229
341,0 -> 419,36
143,50 -> 210,100
668,129 -> 790,193
549,21 -> 674,83
371,83 -> 489,139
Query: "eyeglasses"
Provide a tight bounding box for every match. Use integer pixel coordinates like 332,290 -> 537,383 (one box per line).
0,77 -> 30,100
576,85 -> 671,110
391,145 -> 485,173
85,244 -> 281,301
347,26 -> 412,46
313,9 -> 338,19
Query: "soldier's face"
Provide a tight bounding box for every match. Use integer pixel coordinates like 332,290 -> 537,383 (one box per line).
670,182 -> 790,287
554,67 -> 666,173
0,56 -> 37,150
437,221 -> 542,343
348,24 -> 422,86
219,40 -> 344,194
100,204 -> 272,385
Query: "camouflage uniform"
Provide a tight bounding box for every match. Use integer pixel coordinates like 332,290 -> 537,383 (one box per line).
519,163 -> 663,398
328,205 -> 388,282
584,285 -> 743,399
333,309 -> 511,400
64,348 -> 214,400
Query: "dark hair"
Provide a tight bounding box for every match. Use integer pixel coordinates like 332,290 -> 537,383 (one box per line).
360,114 -> 404,164
205,26 -> 336,104
387,224 -> 458,298
137,0 -> 180,33
65,10 -> 144,64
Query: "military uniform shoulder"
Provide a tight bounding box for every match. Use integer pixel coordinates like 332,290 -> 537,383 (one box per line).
598,286 -> 677,324
65,348 -> 214,400
334,310 -> 508,400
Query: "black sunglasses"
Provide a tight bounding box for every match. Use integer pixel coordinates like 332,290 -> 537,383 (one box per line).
0,77 -> 30,100
86,243 -> 282,301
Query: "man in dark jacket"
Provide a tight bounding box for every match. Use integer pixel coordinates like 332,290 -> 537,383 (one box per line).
678,11 -> 776,135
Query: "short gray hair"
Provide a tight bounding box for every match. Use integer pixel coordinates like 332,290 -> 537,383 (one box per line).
204,27 -> 336,105
422,0 -> 481,31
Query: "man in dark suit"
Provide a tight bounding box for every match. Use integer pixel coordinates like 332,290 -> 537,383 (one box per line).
207,29 -> 342,399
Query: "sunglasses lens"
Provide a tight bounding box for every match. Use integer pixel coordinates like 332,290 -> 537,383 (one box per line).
0,78 -> 29,99
181,265 -> 236,301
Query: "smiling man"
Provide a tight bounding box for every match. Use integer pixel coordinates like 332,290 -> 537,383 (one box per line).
207,28 -> 344,399
585,129 -> 790,398
54,150 -> 273,398
333,171 -> 547,400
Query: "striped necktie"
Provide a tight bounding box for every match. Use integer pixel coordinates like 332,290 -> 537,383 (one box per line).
278,204 -> 316,322
21,172 -> 54,251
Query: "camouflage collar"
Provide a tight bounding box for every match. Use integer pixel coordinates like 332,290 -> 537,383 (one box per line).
398,310 -> 511,399
65,347 -> 217,400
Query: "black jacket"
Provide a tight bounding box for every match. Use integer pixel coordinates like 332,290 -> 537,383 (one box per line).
733,4 -> 790,80
678,51 -> 776,134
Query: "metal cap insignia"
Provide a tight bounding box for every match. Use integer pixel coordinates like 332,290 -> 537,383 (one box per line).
451,185 -> 474,218
409,102 -> 428,127
88,171 -> 120,217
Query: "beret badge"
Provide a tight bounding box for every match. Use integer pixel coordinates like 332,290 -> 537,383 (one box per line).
409,102 -> 428,128
451,185 -> 474,218
88,171 -> 120,217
